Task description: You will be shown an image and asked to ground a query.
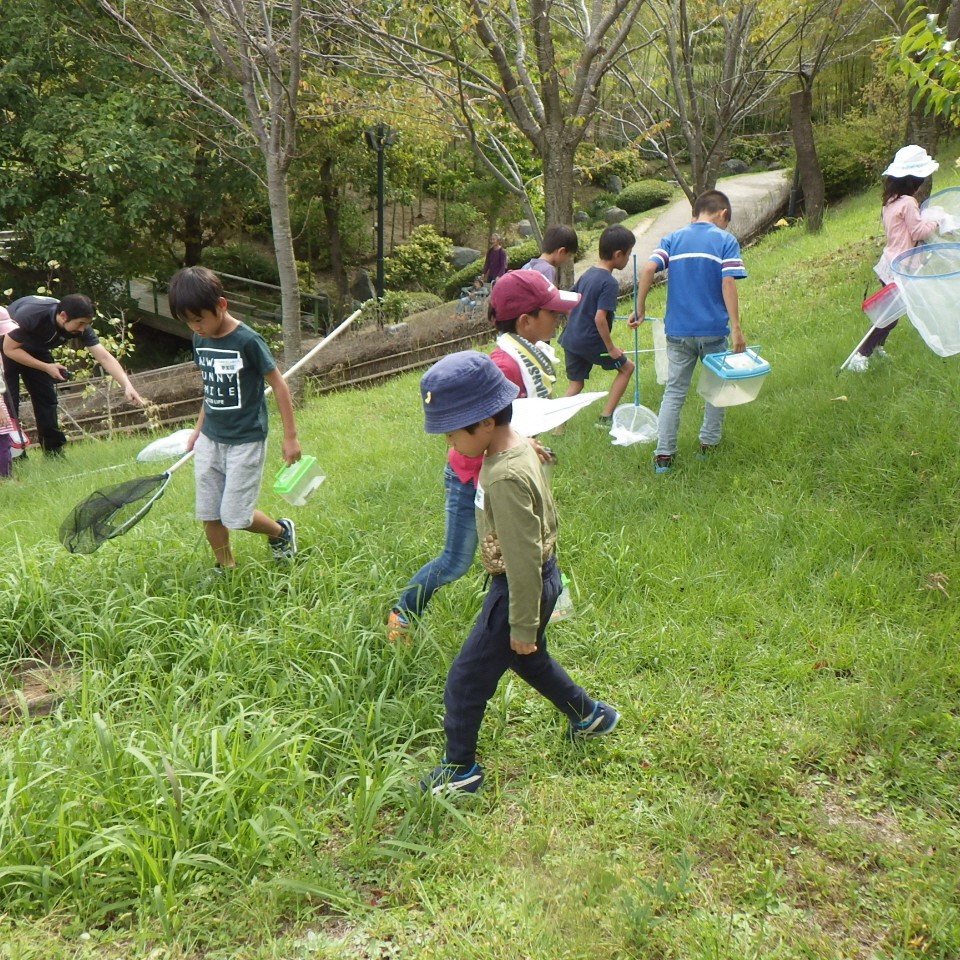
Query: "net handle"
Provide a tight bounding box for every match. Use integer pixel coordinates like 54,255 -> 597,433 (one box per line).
164,306 -> 362,479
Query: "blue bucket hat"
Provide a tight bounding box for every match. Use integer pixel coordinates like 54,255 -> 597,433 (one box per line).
420,350 -> 520,434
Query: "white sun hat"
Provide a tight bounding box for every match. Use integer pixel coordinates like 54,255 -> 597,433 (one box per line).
883,145 -> 939,179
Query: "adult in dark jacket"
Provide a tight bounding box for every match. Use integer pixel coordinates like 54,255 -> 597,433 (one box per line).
1,294 -> 144,455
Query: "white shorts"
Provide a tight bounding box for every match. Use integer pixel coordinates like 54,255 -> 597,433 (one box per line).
193,434 -> 267,529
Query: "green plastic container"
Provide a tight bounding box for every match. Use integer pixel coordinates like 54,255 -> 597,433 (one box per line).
273,455 -> 325,507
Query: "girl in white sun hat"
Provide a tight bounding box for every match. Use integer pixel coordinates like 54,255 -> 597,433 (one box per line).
850,145 -> 940,372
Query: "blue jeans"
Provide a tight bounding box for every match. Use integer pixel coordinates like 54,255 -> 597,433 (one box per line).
443,556 -> 593,767
656,335 -> 728,457
396,464 -> 478,618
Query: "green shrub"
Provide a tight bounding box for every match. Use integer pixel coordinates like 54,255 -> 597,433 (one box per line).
442,239 -> 539,300
384,225 -> 454,293
814,114 -> 897,202
201,241 -> 280,285
729,136 -> 790,167
577,145 -> 646,186
441,201 -> 484,246
402,292 -> 443,315
617,180 -> 675,215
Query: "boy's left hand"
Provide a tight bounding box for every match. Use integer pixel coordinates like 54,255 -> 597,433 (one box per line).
282,437 -> 302,465
511,636 -> 537,655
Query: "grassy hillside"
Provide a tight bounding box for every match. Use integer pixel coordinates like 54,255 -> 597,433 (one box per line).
2,163 -> 960,958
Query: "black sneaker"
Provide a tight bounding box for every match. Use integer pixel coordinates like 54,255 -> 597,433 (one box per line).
654,455 -> 673,474
269,517 -> 297,561
420,760 -> 485,795
595,414 -> 613,429
696,444 -> 715,461
568,701 -> 620,740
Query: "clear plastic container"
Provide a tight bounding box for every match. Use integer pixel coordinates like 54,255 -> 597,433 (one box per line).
696,349 -> 770,407
273,455 -> 326,507
550,575 -> 575,622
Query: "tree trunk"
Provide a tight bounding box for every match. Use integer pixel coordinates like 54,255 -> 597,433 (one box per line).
542,134 -> 576,287
264,156 -> 303,368
319,157 -> 349,321
182,208 -> 204,266
791,86 -> 826,232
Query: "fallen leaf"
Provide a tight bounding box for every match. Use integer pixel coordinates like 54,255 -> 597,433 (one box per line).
831,395 -> 848,402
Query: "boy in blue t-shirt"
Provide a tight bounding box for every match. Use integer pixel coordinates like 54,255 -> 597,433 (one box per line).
558,224 -> 635,427
631,190 -> 747,473
168,266 -> 302,571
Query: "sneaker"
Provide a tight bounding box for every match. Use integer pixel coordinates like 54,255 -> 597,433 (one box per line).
595,414 -> 613,429
568,701 -> 620,740
697,444 -> 715,461
847,353 -> 869,373
269,517 -> 297,561
387,609 -> 410,643
420,760 -> 485,795
874,347 -> 891,360
654,455 -> 673,474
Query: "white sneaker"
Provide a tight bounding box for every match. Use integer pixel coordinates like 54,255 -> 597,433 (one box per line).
847,354 -> 869,373
874,347 -> 890,360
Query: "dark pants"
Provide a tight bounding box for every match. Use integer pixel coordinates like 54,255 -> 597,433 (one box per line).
443,556 -> 594,767
1,347 -> 66,454
858,318 -> 897,357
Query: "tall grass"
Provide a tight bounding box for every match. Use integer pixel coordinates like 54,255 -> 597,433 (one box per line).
2,160 -> 960,956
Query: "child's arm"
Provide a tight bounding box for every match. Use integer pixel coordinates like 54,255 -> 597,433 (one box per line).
722,277 -> 745,353
628,260 -> 658,327
187,406 -> 205,452
264,368 -> 302,465
488,478 -> 544,654
594,309 -> 624,360
903,198 -> 939,244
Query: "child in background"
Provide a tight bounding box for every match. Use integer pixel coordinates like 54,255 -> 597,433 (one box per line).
455,277 -> 486,319
558,224 -> 636,428
417,351 -> 619,794
387,271 -> 578,642
521,225 -> 580,285
481,235 -> 508,284
631,189 -> 747,473
168,266 -> 301,571
0,308 -> 19,476
850,145 -> 940,372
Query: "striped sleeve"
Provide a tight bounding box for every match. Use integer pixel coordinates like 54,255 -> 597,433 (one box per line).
721,236 -> 747,278
649,245 -> 669,270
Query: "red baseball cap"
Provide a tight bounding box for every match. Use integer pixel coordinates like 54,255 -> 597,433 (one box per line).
489,270 -> 581,323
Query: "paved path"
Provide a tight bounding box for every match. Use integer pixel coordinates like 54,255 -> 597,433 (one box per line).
576,168 -> 791,285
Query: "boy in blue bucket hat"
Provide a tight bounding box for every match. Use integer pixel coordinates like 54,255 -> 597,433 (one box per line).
418,350 -> 619,795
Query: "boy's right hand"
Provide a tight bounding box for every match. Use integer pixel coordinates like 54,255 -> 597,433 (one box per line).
186,428 -> 200,452
511,636 -> 537,655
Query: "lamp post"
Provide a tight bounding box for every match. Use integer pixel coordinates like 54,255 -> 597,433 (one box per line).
364,122 -> 398,301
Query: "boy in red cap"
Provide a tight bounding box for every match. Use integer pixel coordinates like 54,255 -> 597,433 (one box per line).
387,271 -> 579,642
490,269 -> 581,398
418,351 -> 619,794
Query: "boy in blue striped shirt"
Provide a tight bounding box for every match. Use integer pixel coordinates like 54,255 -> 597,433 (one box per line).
631,190 -> 747,473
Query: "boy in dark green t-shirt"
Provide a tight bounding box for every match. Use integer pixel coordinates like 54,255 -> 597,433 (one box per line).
417,350 -> 619,795
168,266 -> 302,571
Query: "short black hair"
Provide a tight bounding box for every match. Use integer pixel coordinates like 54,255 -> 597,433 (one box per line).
464,403 -> 513,432
541,225 -> 579,255
598,224 -> 635,260
168,266 -> 224,322
57,294 -> 95,320
494,318 -> 519,335
693,190 -> 731,218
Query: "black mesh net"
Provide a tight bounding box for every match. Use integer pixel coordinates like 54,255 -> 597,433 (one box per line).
59,475 -> 169,554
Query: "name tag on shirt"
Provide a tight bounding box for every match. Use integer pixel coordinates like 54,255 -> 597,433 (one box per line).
213,357 -> 243,376
474,484 -> 485,510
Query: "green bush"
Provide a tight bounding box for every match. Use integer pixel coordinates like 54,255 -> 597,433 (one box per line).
617,180 -> 675,215
577,145 -> 646,186
357,291 -> 444,327
815,116 -> 897,202
441,201 -> 484,246
384,225 -> 454,293
402,292 -> 443,315
442,239 -> 539,300
201,241 -> 280,285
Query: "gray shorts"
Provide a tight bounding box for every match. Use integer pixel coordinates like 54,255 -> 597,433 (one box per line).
194,434 -> 267,529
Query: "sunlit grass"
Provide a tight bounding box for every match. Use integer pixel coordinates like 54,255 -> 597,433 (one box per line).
1,158 -> 960,955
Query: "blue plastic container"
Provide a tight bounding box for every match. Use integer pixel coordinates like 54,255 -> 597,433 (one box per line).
696,349 -> 770,407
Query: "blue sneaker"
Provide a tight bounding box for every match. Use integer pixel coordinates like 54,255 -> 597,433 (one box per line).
269,517 -> 297,561
568,702 -> 620,740
654,455 -> 673,474
420,760 -> 485,795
